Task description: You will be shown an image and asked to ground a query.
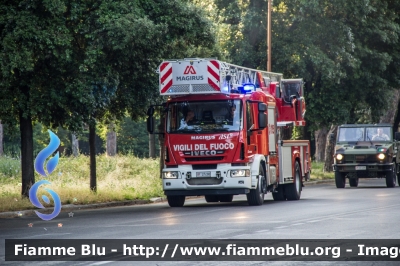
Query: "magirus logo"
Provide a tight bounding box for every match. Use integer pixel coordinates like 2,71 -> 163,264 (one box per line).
191,135 -> 216,140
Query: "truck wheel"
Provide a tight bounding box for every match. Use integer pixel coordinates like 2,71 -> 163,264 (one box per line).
272,185 -> 286,201
205,195 -> 219,203
349,178 -> 359,187
385,165 -> 396,188
335,171 -> 346,188
219,195 -> 234,202
167,195 -> 185,207
247,164 -> 266,206
285,161 -> 302,201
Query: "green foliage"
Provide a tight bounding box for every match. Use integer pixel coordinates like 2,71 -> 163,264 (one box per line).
117,117 -> 160,157
0,154 -> 164,212
0,0 -> 217,194
208,0 -> 400,132
0,156 -> 20,178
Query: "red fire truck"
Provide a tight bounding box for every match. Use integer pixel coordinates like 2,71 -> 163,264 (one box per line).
147,58 -> 311,207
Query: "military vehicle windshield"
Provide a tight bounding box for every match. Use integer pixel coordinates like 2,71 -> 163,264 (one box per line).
337,126 -> 392,142
366,127 -> 392,141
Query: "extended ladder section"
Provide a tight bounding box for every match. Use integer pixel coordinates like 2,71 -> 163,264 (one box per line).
158,58 -> 282,96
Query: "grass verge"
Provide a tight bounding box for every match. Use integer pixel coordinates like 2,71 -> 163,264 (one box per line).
0,155 -> 163,212
0,156 -> 333,212
309,162 -> 334,180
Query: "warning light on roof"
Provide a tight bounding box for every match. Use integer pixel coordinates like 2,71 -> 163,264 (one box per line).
240,83 -> 256,94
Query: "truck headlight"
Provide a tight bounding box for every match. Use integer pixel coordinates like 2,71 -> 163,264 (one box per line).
164,171 -> 179,179
377,153 -> 385,160
336,154 -> 343,161
231,169 -> 250,177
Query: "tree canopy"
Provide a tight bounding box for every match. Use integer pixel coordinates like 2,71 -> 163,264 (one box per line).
206,0 -> 400,129
0,0 -> 216,196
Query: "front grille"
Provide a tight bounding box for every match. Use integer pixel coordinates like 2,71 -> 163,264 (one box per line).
345,154 -> 377,163
185,156 -> 224,162
192,164 -> 217,170
187,178 -> 223,185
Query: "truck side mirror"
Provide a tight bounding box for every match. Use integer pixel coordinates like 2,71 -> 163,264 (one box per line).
258,113 -> 267,129
147,116 -> 154,134
147,107 -> 154,116
258,103 -> 267,112
395,132 -> 400,141
258,103 -> 267,129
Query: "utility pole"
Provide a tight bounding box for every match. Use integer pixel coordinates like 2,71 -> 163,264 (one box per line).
267,0 -> 272,71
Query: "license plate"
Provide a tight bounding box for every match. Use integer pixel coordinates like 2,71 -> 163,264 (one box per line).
196,171 -> 211,178
355,166 -> 366,170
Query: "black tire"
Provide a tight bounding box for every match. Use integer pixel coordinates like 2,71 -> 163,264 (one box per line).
219,195 -> 234,202
285,161 -> 302,201
349,178 -> 359,187
167,195 -> 185,207
335,171 -> 346,188
386,164 -> 396,188
205,195 -> 219,203
247,164 -> 267,206
272,185 -> 286,201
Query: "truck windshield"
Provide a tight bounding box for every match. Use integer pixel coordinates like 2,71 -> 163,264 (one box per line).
167,100 -> 242,133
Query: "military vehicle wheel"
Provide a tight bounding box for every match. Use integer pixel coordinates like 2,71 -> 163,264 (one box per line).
205,195 -> 219,203
349,178 -> 359,187
247,164 -> 266,206
286,161 -> 302,200
335,171 -> 346,188
167,195 -> 185,207
385,165 -> 396,188
219,195 -> 234,202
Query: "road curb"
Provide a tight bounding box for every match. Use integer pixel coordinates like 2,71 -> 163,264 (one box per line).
305,179 -> 335,185
0,198 -> 166,219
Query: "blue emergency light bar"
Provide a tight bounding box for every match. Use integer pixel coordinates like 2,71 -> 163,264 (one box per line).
239,83 -> 256,94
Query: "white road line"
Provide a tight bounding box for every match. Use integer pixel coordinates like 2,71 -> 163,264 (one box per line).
255,229 -> 270,233
291,223 -> 305,226
26,233 -> 72,238
274,226 -> 288,229
87,261 -> 112,266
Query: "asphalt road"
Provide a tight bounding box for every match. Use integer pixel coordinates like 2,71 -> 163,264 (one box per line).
1,178 -> 400,266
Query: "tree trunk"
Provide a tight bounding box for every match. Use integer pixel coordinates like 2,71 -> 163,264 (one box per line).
380,89 -> 400,124
20,112 -> 35,197
149,133 -> 156,158
106,130 -> 117,156
323,125 -> 338,172
89,123 -> 97,192
0,120 -> 3,156
314,127 -> 328,162
71,133 -> 79,157
393,97 -> 400,135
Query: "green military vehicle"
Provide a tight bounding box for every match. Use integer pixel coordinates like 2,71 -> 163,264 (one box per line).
333,124 -> 400,188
